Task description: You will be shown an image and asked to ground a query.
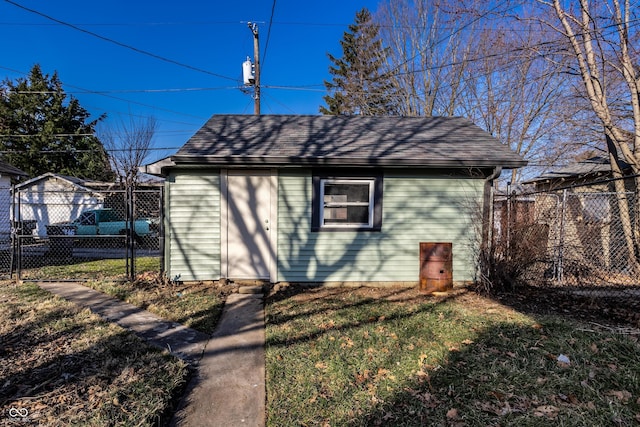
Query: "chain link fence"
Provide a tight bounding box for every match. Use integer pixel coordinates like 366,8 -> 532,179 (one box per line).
492,183 -> 639,300
2,185 -> 163,281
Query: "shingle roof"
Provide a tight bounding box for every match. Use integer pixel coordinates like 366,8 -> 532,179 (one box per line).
172,115 -> 526,169
523,156 -> 628,184
16,172 -> 116,191
0,159 -> 27,177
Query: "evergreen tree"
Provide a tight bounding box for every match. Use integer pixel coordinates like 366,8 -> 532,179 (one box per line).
0,65 -> 114,180
320,8 -> 398,116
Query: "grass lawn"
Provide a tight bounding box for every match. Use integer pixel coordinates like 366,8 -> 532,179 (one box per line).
18,256 -> 161,282
265,286 -> 640,426
84,274 -> 228,335
9,255 -> 640,427
0,281 -> 189,426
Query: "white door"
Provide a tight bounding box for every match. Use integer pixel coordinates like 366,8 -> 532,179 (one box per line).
223,170 -> 275,280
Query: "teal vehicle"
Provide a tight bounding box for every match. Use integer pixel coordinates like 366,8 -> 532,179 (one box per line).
53,208 -> 152,237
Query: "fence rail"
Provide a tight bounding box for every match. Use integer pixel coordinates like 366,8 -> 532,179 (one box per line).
0,185 -> 163,281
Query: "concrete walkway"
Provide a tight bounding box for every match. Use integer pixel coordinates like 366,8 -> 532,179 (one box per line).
37,282 -> 266,427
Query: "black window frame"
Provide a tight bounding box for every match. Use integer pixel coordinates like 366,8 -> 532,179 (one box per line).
312,170 -> 383,232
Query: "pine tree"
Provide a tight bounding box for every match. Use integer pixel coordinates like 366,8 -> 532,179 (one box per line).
320,8 -> 398,116
0,65 -> 114,180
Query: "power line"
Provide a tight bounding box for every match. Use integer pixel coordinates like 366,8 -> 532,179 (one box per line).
0,18 -> 578,33
4,17 -> 635,96
262,85 -> 325,92
315,11 -> 640,106
4,3 -> 639,122
3,0 -> 238,82
2,129 -> 199,137
0,65 -> 212,147
12,86 -> 242,94
262,0 -> 277,67
380,15 -> 640,80
260,90 -> 297,114
379,2 -> 525,82
0,146 -> 184,154
0,20 -> 250,27
0,64 -> 212,122
2,134 -> 94,137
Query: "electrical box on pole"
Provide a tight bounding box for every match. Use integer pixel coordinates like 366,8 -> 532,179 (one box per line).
242,56 -> 255,85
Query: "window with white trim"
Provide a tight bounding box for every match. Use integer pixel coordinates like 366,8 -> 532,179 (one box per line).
312,172 -> 383,231
320,179 -> 374,228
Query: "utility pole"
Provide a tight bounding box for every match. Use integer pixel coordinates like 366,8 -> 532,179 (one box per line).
248,22 -> 260,115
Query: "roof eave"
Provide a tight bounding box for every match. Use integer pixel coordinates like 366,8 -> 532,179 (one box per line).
170,155 -> 527,169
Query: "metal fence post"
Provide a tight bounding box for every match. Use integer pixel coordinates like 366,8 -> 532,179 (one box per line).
159,186 -> 165,279
506,184 -> 512,261
128,186 -> 136,281
556,189 -> 567,283
11,185 -> 18,279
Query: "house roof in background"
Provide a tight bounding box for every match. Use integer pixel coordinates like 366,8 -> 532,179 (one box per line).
15,172 -> 107,193
16,172 -> 164,190
140,157 -> 175,176
523,156 -> 629,184
0,159 -> 27,177
171,115 -> 527,169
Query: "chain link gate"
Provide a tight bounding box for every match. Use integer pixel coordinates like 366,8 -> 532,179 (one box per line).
8,185 -> 163,282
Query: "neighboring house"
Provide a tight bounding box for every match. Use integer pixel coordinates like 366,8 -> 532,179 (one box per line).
15,173 -> 108,237
523,157 -> 628,227
524,156 -> 633,192
0,160 -> 28,243
147,115 -> 526,284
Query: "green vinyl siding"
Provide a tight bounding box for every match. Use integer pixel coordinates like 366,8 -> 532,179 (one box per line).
277,169 -> 484,283
165,170 -> 221,281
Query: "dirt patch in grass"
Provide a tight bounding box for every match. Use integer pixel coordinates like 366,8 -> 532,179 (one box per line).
489,286 -> 640,330
266,284 -> 640,426
0,281 -> 190,426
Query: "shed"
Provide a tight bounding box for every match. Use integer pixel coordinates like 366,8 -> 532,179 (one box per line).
151,115 -> 526,284
15,173 -> 108,237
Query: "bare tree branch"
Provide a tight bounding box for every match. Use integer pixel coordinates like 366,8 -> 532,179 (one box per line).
99,116 -> 157,188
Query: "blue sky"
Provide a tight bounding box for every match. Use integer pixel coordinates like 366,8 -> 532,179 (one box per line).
0,0 -> 380,162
